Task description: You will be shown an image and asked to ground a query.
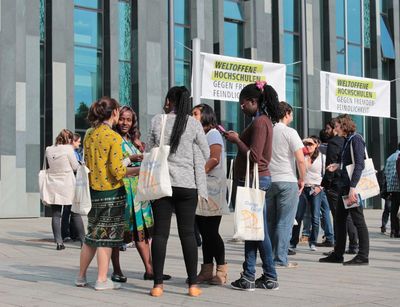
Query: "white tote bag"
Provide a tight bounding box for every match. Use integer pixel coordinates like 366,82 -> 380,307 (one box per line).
38,154 -> 52,205
226,159 -> 234,209
233,151 -> 265,241
72,164 -> 92,215
135,114 -> 172,202
346,143 -> 380,200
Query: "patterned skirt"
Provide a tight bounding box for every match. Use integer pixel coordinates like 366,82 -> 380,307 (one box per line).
85,187 -> 126,248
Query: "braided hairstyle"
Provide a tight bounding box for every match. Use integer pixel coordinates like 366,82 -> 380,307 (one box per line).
115,105 -> 139,142
238,82 -> 280,124
166,86 -> 192,154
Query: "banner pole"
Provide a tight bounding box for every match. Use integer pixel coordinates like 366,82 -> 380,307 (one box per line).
192,38 -> 201,105
301,0 -> 308,136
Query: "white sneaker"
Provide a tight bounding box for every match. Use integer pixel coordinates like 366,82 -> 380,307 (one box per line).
94,278 -> 121,291
310,244 -> 317,251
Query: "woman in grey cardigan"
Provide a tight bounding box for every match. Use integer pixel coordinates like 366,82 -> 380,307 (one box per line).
148,86 -> 209,297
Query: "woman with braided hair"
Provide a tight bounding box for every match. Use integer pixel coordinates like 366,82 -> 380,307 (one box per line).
225,81 -> 280,291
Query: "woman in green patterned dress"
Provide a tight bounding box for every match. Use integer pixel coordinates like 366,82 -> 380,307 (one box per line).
111,106 -> 170,282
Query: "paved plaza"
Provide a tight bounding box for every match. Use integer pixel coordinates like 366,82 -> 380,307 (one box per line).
0,209 -> 399,307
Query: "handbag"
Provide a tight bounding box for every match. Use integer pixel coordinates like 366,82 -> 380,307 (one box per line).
233,151 -> 265,241
226,159 -> 234,208
72,164 -> 92,215
346,142 -> 380,200
135,114 -> 172,202
38,153 -> 51,205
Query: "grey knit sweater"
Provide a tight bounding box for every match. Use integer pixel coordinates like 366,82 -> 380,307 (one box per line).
146,114 -> 210,197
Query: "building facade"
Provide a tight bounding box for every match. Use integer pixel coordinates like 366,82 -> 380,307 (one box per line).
1,0 -> 399,217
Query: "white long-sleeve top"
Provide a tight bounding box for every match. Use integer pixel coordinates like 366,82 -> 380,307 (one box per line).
44,144 -> 80,205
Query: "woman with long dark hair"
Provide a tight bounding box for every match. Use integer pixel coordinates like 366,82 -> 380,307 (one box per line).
192,103 -> 229,285
148,86 -> 209,297
225,82 -> 281,291
75,97 -> 138,291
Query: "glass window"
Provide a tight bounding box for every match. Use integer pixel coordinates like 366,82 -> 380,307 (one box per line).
336,38 -> 346,74
348,44 -> 362,76
74,9 -> 103,48
74,47 -> 102,114
380,15 -> 396,59
40,0 -> 45,42
224,21 -> 243,57
174,26 -> 191,60
74,0 -> 102,9
283,0 -> 299,32
284,32 -> 300,75
119,61 -> 131,106
174,0 -> 189,24
336,0 -> 345,37
175,60 -> 191,87
224,0 -> 244,21
364,0 -> 370,48
347,0 -> 361,43
119,1 -> 131,61
286,75 -> 301,107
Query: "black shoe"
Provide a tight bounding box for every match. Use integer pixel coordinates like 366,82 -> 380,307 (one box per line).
288,249 -> 296,256
111,273 -> 127,283
343,256 -> 369,266
63,237 -> 72,242
255,274 -> 279,290
322,250 -> 334,256
231,274 -> 255,291
380,226 -> 386,234
345,249 -> 357,255
319,252 -> 343,263
56,243 -> 65,250
143,273 -> 171,281
315,241 -> 334,247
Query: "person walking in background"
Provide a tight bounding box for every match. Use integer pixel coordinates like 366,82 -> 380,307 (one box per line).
268,101 -> 306,268
62,132 -> 84,243
110,106 -> 171,283
290,136 -> 327,252
44,129 -> 85,250
75,97 -> 138,290
384,143 -> 400,238
225,82 -> 280,291
148,86 -> 209,297
320,114 -> 369,265
192,103 -> 229,285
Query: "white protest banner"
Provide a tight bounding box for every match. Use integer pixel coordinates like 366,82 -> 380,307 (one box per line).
199,53 -> 286,102
320,71 -> 390,118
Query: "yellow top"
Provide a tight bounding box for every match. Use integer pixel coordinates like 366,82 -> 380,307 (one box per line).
84,124 -> 127,191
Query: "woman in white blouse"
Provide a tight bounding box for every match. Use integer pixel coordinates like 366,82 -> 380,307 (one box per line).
45,129 -> 85,250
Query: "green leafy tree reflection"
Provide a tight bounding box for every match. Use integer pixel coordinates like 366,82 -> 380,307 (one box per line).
75,102 -> 89,130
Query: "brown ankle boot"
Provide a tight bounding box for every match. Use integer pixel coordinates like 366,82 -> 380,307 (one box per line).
210,264 -> 228,285
196,263 -> 214,284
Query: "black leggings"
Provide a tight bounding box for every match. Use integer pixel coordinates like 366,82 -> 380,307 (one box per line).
151,187 -> 198,285
51,205 -> 85,244
196,215 -> 225,265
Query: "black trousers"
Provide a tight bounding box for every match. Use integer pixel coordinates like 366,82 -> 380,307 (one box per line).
51,205 -> 85,244
326,188 -> 358,250
196,215 -> 225,265
390,192 -> 400,235
334,193 -> 369,259
151,187 -> 198,285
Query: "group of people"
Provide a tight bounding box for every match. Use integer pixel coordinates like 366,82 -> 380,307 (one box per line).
42,81 -> 374,297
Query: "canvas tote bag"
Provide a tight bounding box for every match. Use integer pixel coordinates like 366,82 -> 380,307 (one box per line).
38,154 -> 52,205
346,141 -> 380,200
233,151 -> 265,241
226,159 -> 234,208
72,164 -> 92,215
135,114 -> 172,202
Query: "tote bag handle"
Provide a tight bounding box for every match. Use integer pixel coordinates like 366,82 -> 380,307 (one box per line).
244,151 -> 260,189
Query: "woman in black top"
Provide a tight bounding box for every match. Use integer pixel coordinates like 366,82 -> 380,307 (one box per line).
319,114 -> 369,265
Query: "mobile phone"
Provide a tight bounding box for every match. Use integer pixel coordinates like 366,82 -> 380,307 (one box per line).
216,124 -> 226,134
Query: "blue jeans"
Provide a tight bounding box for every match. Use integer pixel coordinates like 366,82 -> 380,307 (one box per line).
320,191 -> 334,243
294,187 -> 323,246
267,181 -> 299,266
243,176 -> 277,280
